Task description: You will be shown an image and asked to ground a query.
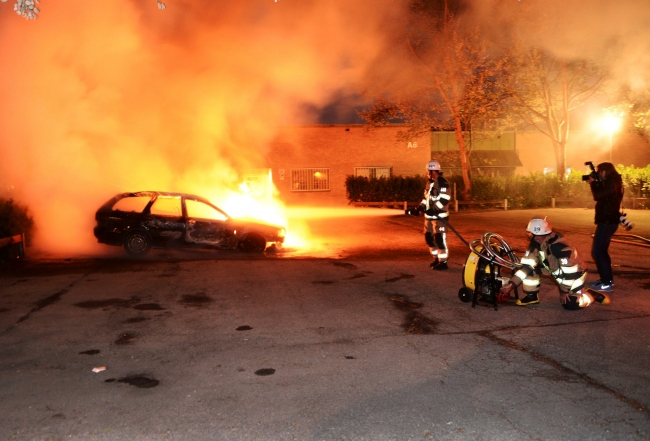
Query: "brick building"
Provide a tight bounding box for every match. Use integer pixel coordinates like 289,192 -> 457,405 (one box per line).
264,124 -> 429,206
260,124 -> 650,206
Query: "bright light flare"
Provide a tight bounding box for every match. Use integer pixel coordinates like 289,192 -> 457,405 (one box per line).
602,114 -> 622,134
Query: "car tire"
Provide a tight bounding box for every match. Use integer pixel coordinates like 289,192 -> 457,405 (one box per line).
124,231 -> 152,256
238,233 -> 266,252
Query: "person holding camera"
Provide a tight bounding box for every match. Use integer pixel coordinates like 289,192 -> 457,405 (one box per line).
421,160 -> 451,270
586,162 -> 624,292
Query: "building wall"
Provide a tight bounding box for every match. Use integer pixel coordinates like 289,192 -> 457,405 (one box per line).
516,130 -> 650,175
265,125 -> 430,206
264,125 -> 650,206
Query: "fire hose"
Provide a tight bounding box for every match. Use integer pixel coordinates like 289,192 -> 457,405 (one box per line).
469,232 -> 521,271
437,218 -> 521,270
609,233 -> 650,249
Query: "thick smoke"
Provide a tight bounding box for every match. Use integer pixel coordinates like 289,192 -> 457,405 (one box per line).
0,0 -> 403,255
471,0 -> 650,90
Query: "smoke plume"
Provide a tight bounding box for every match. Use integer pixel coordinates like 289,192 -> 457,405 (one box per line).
0,0 -> 403,255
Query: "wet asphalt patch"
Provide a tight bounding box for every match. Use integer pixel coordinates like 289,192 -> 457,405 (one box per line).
345,356 -> 356,359
389,294 -> 437,334
236,325 -> 252,331
254,368 -> 276,376
179,293 -> 213,306
114,333 -> 137,345
312,281 -> 335,285
17,289 -> 68,323
332,261 -> 358,270
123,316 -> 150,324
9,279 -> 29,287
0,308 -> 9,313
134,303 -> 165,311
74,298 -> 137,309
348,273 -> 368,279
105,375 -> 160,388
385,274 -> 415,283
79,349 -> 100,355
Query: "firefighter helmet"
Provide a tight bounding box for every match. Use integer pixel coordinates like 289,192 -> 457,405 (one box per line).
426,160 -> 441,171
526,218 -> 552,235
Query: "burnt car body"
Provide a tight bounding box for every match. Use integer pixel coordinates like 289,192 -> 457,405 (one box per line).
93,191 -> 285,256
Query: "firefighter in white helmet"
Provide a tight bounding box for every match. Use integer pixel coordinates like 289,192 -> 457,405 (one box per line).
421,160 -> 451,270
499,217 -> 610,309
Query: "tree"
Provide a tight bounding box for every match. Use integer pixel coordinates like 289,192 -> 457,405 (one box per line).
607,86 -> 650,141
509,47 -> 608,179
2,0 -> 166,20
359,1 -> 510,199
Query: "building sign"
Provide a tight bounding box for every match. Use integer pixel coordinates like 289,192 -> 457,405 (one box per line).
407,142 -> 417,149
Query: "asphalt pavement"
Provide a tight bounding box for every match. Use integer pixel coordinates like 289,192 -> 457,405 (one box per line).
1,208 -> 649,441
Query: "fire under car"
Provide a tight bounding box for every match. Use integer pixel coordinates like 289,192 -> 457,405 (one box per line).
93,191 -> 286,256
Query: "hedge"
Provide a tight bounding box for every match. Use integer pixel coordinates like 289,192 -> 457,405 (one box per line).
0,198 -> 34,245
346,164 -> 650,209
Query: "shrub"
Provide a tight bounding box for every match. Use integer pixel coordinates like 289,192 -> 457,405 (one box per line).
0,198 -> 34,245
345,165 -> 649,209
345,175 -> 427,202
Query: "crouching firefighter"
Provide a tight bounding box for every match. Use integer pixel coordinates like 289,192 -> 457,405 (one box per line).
421,160 -> 451,270
499,218 -> 609,309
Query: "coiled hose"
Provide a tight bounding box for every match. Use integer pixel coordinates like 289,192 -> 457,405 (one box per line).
469,232 -> 521,271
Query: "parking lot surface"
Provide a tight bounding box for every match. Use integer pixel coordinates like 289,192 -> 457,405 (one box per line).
1,208 -> 649,440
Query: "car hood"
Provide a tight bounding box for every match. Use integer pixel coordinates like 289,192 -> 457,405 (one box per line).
229,218 -> 284,235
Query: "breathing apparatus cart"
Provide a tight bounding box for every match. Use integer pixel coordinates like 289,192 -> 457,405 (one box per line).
458,232 -> 521,310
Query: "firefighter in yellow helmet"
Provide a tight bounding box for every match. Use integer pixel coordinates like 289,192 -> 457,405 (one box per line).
421,160 -> 451,270
499,217 -> 610,309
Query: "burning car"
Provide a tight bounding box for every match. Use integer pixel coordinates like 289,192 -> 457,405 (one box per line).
93,191 -> 285,256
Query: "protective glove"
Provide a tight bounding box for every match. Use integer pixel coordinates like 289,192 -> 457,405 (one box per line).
498,281 -> 514,303
425,206 -> 441,217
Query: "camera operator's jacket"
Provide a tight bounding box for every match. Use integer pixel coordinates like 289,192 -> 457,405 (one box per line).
590,174 -> 623,224
510,232 -> 587,294
421,176 -> 451,220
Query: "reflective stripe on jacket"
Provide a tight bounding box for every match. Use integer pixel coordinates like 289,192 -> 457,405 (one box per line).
422,176 -> 451,220
510,232 -> 587,293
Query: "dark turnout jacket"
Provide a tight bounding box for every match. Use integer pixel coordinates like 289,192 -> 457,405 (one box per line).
511,232 -> 587,294
590,173 -> 623,224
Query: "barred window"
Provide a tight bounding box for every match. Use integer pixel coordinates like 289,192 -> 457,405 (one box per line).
354,166 -> 392,179
291,168 -> 330,192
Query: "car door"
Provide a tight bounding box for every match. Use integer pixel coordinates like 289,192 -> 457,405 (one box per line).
184,198 -> 235,248
144,195 -> 186,247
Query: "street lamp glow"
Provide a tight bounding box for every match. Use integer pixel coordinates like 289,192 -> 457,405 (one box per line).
600,114 -> 622,163
602,115 -> 622,133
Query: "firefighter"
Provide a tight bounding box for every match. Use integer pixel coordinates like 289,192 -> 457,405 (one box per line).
421,160 -> 451,270
499,218 -> 609,310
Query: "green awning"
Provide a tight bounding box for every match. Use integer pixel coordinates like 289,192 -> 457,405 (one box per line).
435,150 -> 522,168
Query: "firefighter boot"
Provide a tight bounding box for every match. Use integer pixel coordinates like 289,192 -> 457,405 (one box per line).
516,292 -> 540,306
429,257 -> 439,269
433,261 -> 448,271
594,291 -> 611,305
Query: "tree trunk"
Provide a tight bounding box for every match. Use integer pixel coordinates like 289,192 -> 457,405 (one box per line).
452,115 -> 472,199
551,138 -> 567,180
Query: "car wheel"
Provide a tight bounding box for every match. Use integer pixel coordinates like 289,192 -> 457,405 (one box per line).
124,231 -> 152,256
238,233 -> 266,252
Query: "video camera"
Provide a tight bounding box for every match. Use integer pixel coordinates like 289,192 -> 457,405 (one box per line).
620,212 -> 634,231
582,161 -> 600,182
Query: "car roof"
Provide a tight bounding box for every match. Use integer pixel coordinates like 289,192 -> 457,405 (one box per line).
97,191 -> 218,213
120,191 -> 212,203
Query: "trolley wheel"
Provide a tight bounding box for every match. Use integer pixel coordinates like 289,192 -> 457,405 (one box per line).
458,287 -> 473,303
